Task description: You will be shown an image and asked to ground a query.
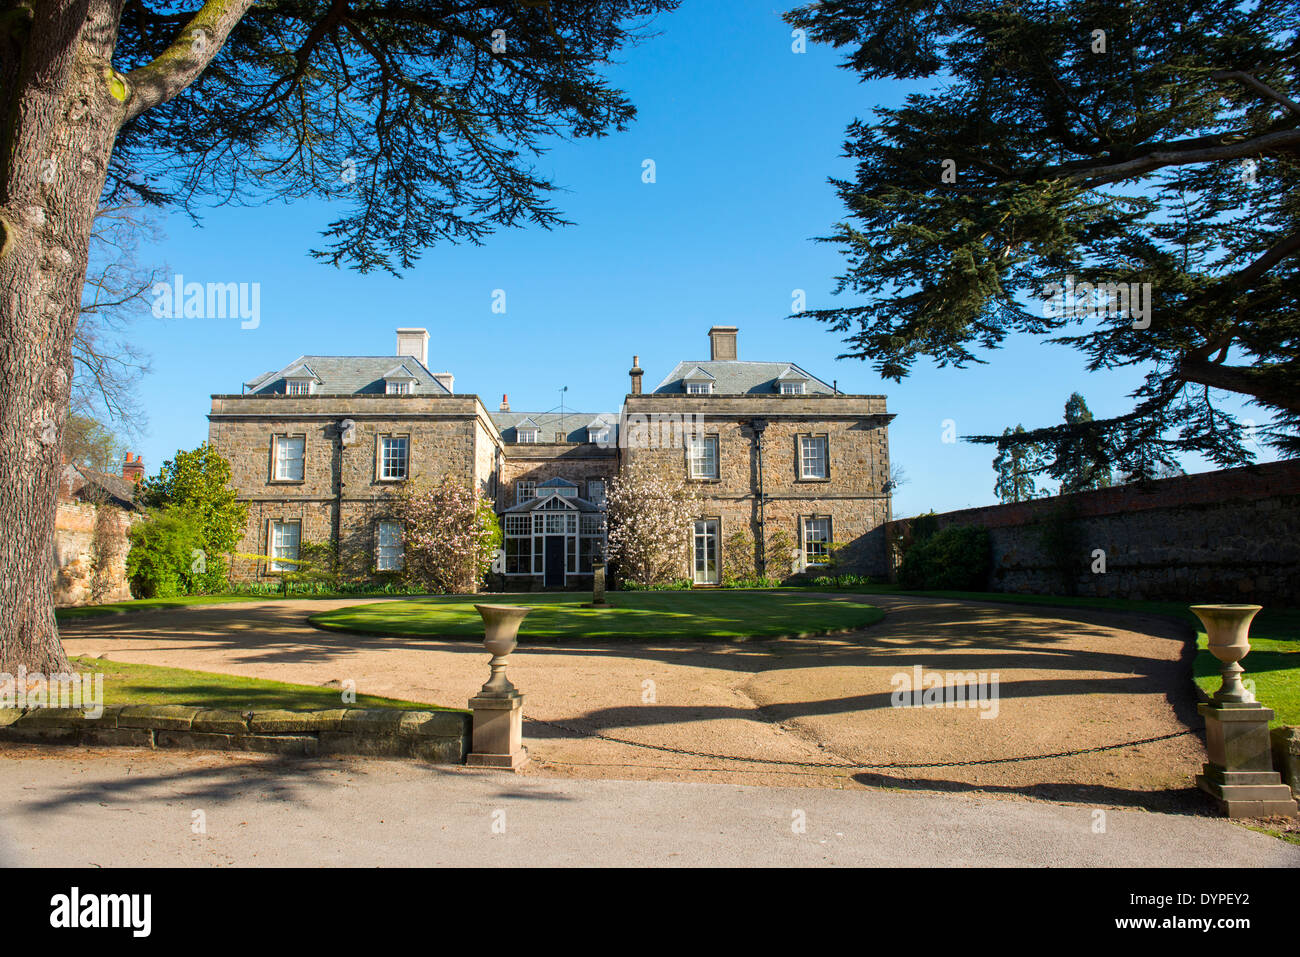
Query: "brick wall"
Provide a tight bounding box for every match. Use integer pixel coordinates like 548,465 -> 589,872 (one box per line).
884,460 -> 1300,603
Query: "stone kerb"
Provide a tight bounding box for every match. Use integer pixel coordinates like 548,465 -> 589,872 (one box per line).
0,705 -> 471,762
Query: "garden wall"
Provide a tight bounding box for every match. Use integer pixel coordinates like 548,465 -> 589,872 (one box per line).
885,460 -> 1300,604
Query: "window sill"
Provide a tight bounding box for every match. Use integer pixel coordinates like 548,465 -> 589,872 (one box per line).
795,476 -> 831,483
269,479 -> 305,485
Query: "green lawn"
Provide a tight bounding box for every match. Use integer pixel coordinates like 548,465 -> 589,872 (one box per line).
70,655 -> 452,712
842,585 -> 1300,727
310,590 -> 884,642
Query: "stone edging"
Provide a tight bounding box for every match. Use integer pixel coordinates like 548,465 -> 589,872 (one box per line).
0,705 -> 470,763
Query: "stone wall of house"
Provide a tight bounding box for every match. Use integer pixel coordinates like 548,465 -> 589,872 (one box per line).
209,393 -> 494,580
54,501 -> 137,605
498,444 -> 619,510
621,393 -> 893,579
883,460 -> 1300,603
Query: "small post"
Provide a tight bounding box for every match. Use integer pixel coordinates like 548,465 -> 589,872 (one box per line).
590,557 -> 608,607
467,604 -> 531,771
1192,604 -> 1297,818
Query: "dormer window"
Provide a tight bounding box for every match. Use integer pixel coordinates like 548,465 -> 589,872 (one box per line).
386,380 -> 412,395
589,427 -> 610,445
776,367 -> 811,395
286,379 -> 314,395
517,428 -> 538,444
682,366 -> 716,395
780,381 -> 805,395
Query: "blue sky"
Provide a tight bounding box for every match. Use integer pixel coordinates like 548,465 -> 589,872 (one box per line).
112,1 -> 1275,516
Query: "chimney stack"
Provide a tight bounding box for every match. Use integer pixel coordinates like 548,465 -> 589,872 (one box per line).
122,452 -> 145,484
500,393 -> 510,412
395,327 -> 430,367
629,355 -> 643,395
709,326 -> 738,361
432,372 -> 454,394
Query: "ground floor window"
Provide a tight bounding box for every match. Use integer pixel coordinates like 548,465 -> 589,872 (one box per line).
269,520 -> 301,572
375,520 -> 404,571
500,508 -> 605,579
504,515 -> 531,574
802,516 -> 831,567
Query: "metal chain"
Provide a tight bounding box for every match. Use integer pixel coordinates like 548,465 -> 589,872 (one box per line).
527,715 -> 1198,771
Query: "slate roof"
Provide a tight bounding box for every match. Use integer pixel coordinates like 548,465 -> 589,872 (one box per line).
59,464 -> 140,510
501,490 -> 604,514
244,356 -> 452,395
651,361 -> 835,395
490,411 -> 618,443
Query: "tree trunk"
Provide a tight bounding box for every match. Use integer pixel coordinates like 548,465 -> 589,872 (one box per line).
0,0 -> 126,672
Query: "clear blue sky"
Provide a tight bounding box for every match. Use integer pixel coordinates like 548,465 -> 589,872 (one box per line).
114,1 -> 1275,516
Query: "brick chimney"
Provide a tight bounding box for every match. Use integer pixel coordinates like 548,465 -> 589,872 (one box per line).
122,452 -> 145,483
499,393 -> 510,412
709,326 -> 738,361
629,356 -> 643,395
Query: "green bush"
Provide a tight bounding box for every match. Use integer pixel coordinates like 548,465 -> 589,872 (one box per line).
808,574 -> 878,589
125,508 -> 206,598
897,525 -> 991,590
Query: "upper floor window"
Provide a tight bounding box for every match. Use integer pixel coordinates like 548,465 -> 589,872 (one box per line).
386,380 -> 412,395
799,435 -> 829,480
688,435 -> 719,480
273,434 -> 305,482
517,428 -> 538,443
516,480 -> 537,505
379,435 -> 409,481
286,379 -> 314,395
269,520 -> 301,572
802,516 -> 831,567
589,427 -> 610,445
686,381 -> 713,395
375,520 -> 404,571
586,479 -> 605,505
780,381 -> 806,395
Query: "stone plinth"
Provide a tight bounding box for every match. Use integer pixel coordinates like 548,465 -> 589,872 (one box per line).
466,693 -> 526,770
1196,701 -> 1298,819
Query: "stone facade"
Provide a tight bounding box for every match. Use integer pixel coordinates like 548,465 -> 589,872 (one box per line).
209,326 -> 894,587
882,460 -> 1300,604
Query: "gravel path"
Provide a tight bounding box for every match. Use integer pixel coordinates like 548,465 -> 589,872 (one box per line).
56,593 -> 1215,813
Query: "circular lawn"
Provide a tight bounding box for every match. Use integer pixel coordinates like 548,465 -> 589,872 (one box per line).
309,590 -> 883,642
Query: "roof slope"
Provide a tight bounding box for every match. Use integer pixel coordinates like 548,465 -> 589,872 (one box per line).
651,361 -> 835,394
245,355 -> 452,395
490,411 -> 618,443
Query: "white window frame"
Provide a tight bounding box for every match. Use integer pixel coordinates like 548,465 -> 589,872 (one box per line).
378,434 -> 409,481
799,434 -> 829,480
780,381 -> 806,395
385,380 -> 412,395
285,378 -> 314,395
802,516 -> 831,568
688,434 -> 719,480
686,381 -> 713,395
375,520 -> 404,571
589,427 -> 610,445
269,519 -> 301,572
517,428 -> 538,444
516,480 -> 537,505
273,434 -> 305,482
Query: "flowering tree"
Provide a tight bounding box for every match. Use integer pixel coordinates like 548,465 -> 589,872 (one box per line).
606,458 -> 697,587
397,478 -> 500,594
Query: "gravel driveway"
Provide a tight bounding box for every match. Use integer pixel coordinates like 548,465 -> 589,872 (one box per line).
57,593 -> 1213,812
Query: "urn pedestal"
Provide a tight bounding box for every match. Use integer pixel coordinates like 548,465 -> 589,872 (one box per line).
466,604 -> 531,771
1191,604 -> 1297,819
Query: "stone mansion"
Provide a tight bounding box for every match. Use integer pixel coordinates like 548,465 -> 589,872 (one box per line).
208,326 -> 894,588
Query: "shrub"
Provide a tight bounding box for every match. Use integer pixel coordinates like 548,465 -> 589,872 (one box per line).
126,507 -> 206,598
621,578 -> 692,591
397,478 -> 501,593
722,529 -> 757,584
606,459 -> 698,588
897,525 -> 991,590
764,527 -> 796,578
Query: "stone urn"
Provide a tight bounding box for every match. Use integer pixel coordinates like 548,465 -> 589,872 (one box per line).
1190,604 -> 1261,704
474,604 -> 532,697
